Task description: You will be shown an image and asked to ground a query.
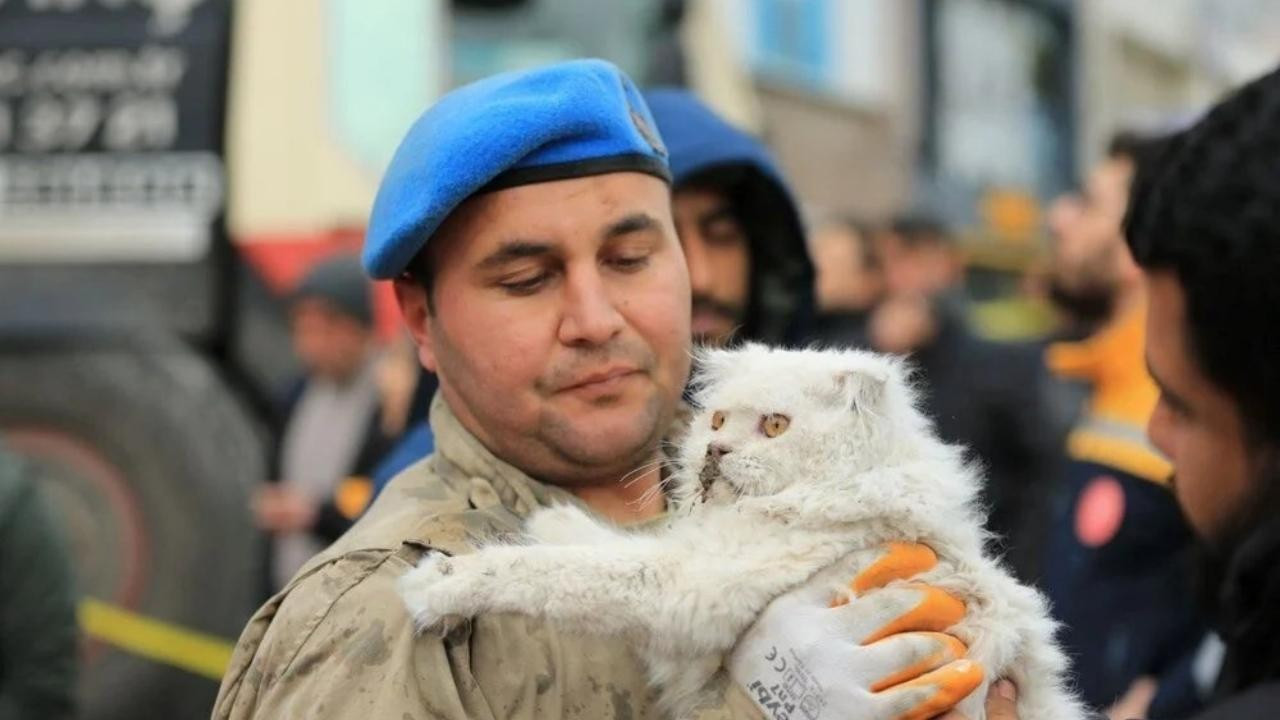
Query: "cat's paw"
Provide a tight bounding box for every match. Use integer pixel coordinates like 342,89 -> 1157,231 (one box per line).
524,504 -> 607,544
397,554 -> 476,633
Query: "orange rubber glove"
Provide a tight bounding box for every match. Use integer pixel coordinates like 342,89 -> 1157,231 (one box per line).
728,543 -> 983,720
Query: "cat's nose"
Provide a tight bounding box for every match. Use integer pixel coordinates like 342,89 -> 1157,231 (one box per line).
707,444 -> 731,459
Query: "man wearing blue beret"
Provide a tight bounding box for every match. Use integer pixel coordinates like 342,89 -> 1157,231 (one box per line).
213,59 -> 1001,720
359,87 -> 819,504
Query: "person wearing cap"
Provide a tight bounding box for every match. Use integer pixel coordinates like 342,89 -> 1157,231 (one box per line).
214,60 -> 1002,720
643,88 -> 815,348
251,253 -> 395,592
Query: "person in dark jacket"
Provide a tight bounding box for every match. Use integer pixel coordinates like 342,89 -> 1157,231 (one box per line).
1123,65 -> 1280,720
997,63 -> 1280,720
810,217 -> 885,349
251,254 -> 395,591
1040,131 -> 1211,720
643,88 -> 816,347
0,446 -> 77,720
866,216 -> 1058,576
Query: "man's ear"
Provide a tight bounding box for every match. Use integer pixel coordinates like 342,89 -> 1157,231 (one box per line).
393,278 -> 438,372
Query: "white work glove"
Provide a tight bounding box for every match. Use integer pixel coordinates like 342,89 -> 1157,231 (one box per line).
729,543 -> 984,720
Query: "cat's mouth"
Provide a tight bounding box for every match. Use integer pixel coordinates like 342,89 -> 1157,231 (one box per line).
699,459 -> 719,501
698,459 -> 742,502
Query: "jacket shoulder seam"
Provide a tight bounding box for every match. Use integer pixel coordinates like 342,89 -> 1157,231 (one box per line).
275,549 -> 400,678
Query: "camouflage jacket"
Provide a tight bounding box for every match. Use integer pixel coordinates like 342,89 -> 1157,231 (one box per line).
213,396 -> 762,719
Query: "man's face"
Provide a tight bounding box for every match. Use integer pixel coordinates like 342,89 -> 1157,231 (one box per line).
672,186 -> 750,346
812,224 -> 883,312
396,172 -> 692,486
1048,157 -> 1137,321
1145,271 -> 1253,540
290,298 -> 371,382
875,232 -> 959,299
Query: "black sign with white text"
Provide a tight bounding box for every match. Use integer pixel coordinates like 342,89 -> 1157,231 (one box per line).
0,0 -> 231,262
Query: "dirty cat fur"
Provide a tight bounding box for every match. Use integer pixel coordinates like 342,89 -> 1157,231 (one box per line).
400,345 -> 1088,720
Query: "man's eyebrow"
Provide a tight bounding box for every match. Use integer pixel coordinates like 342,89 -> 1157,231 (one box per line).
697,205 -> 736,225
602,213 -> 660,240
476,241 -> 556,269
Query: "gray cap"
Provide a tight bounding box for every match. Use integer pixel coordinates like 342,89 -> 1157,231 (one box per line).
293,253 -> 373,327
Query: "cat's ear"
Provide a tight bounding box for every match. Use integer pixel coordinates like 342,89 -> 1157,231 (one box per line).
690,345 -> 739,403
831,367 -> 887,413
694,346 -> 736,377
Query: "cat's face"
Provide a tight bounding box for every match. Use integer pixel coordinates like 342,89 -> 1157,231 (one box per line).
673,344 -> 916,508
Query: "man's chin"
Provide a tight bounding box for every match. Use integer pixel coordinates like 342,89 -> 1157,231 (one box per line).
540,395 -> 666,469
547,427 -> 660,475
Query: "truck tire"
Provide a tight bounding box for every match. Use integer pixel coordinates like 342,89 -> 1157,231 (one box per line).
0,341 -> 265,720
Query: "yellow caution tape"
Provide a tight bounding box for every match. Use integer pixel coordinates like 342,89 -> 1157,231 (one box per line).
78,598 -> 236,681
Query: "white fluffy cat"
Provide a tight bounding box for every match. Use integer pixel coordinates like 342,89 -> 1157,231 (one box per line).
399,345 -> 1087,720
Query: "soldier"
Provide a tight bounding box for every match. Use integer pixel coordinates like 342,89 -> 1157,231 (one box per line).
214,60 -> 996,720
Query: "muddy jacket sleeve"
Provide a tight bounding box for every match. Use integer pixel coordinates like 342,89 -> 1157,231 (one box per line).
214,544 -> 763,720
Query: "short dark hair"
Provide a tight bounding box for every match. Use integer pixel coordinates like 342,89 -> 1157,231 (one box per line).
889,213 -> 952,249
1123,66 -> 1280,448
1107,130 -> 1171,177
406,246 -> 437,313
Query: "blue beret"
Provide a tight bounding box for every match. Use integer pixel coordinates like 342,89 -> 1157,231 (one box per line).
363,59 -> 671,279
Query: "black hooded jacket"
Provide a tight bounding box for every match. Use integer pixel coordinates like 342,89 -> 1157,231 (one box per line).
644,88 -> 815,345
1189,481 -> 1280,719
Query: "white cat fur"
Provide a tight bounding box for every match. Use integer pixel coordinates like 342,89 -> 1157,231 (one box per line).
399,344 -> 1087,720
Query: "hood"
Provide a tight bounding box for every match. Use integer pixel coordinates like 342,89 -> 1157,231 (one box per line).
644,88 -> 814,345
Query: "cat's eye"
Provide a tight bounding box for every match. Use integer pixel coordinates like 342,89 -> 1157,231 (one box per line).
710,411 -> 726,431
760,413 -> 790,438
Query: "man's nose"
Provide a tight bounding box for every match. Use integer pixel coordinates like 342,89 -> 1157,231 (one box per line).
1146,400 -> 1175,460
558,267 -> 626,346
683,232 -> 711,295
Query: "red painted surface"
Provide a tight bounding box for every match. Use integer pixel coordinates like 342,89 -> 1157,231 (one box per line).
237,228 -> 403,340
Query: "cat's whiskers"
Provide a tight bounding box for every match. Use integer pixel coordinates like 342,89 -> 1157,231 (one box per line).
618,458 -> 669,489
631,473 -> 678,510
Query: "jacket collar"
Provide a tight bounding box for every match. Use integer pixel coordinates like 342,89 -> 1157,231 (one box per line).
429,394 -> 580,518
